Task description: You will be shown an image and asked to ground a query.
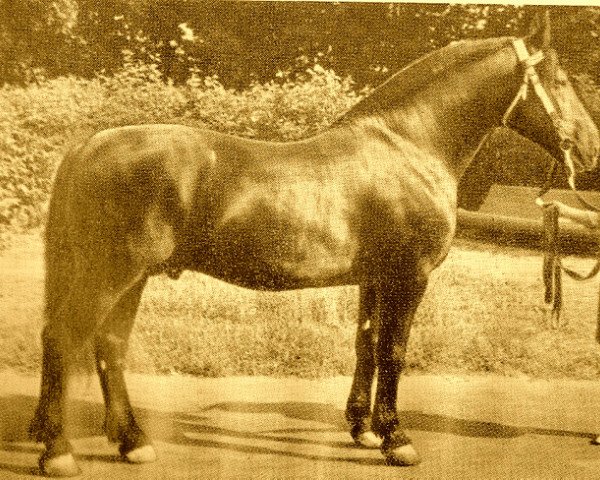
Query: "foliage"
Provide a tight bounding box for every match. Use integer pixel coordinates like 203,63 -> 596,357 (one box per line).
404,4 -> 525,49
1,3 -> 599,87
0,0 -> 81,83
184,65 -> 366,141
0,56 -> 363,234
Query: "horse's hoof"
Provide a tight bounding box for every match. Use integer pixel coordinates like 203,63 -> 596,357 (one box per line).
384,443 -> 421,466
123,444 -> 157,464
39,453 -> 81,477
353,430 -> 383,449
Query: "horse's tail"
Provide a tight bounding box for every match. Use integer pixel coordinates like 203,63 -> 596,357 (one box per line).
43,141 -> 87,325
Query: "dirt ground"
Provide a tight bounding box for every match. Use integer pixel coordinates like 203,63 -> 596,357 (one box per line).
1,371 -> 600,479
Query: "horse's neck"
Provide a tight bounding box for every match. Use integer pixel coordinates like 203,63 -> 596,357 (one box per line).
357,46 -> 520,180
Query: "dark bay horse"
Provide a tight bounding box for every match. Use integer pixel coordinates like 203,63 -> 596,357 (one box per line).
30,13 -> 599,476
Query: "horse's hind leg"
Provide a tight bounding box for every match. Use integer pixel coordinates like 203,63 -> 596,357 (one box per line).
94,277 -> 156,464
346,281 -> 382,448
29,321 -> 78,476
30,256 -> 145,477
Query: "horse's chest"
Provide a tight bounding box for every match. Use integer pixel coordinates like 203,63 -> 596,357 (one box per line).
370,161 -> 458,270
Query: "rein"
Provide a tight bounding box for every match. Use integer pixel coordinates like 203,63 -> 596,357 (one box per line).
503,39 -> 600,332
541,203 -> 562,328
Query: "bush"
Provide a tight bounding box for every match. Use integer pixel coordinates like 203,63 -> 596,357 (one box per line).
183,66 -> 367,140
0,58 -> 365,237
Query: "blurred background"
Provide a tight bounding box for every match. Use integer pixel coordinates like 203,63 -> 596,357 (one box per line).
2,2 -> 600,380
1,2 -> 598,89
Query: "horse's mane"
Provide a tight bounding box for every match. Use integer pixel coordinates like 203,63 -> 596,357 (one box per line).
335,36 -> 514,126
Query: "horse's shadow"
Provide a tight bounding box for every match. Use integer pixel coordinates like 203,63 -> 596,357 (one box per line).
0,394 -> 595,475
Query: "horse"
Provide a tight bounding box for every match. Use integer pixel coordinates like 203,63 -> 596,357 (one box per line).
29,12 -> 599,476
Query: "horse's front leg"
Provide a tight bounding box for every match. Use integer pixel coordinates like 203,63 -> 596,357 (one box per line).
372,271 -> 428,466
346,281 -> 382,448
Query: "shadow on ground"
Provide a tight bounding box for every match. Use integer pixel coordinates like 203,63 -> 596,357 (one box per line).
0,395 -> 595,476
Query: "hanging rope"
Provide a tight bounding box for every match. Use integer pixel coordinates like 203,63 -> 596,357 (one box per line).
540,201 -> 600,333
542,203 -> 563,329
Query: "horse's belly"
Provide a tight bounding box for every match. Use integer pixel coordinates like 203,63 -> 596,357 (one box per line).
199,227 -> 359,290
200,180 -> 359,289
197,252 -> 355,291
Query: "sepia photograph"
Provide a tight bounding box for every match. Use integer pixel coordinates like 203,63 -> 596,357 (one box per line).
1,1 -> 600,478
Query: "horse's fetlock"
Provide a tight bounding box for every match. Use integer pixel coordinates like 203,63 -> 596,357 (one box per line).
346,411 -> 369,426
104,409 -> 149,454
381,430 -> 413,452
104,409 -> 133,442
118,428 -> 151,457
29,407 -> 64,444
372,409 -> 399,437
104,416 -> 122,444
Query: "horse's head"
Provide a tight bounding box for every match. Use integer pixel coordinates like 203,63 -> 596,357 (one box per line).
504,11 -> 599,175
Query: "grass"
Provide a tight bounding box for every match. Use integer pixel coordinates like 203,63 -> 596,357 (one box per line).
128,275 -> 357,377
5,235 -> 599,379
4,234 -> 599,379
101,242 -> 600,379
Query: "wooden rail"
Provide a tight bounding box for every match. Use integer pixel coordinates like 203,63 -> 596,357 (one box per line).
456,209 -> 598,255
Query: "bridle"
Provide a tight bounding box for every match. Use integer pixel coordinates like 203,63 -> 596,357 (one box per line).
502,38 -> 576,186
502,38 -> 597,209
502,38 -> 600,330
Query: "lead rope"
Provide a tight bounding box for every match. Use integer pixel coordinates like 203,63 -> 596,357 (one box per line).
538,162 -> 562,328
541,203 -> 563,328
539,156 -> 600,334
503,38 -> 600,335
541,203 -> 600,331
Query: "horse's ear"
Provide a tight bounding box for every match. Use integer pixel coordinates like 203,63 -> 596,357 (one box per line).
528,10 -> 551,50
